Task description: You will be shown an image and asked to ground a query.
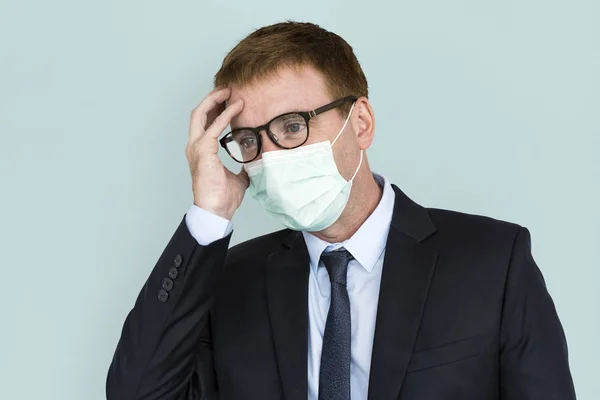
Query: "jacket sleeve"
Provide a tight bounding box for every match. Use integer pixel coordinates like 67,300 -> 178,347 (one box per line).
499,227 -> 577,399
106,215 -> 231,400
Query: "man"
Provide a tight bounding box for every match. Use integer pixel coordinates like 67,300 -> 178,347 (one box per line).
106,21 -> 576,400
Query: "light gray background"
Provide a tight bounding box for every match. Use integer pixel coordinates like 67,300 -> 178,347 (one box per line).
1,0 -> 598,399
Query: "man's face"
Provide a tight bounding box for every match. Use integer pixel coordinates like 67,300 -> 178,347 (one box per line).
228,65 -> 361,181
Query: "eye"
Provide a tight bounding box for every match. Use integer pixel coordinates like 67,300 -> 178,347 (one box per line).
239,135 -> 257,149
232,130 -> 258,151
270,114 -> 307,138
285,123 -> 303,134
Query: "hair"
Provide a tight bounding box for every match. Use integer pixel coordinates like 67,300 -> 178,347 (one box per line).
214,21 -> 368,115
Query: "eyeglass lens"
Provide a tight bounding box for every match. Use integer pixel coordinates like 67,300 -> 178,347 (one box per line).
224,112 -> 308,162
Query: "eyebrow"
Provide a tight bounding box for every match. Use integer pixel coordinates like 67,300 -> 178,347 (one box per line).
232,108 -> 306,131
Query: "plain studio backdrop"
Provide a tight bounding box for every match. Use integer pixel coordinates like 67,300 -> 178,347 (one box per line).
1,0 -> 598,399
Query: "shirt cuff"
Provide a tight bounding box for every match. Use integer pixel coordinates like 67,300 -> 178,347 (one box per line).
185,204 -> 233,246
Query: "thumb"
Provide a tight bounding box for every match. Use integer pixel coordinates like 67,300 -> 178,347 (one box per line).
237,167 -> 250,189
224,167 -> 250,192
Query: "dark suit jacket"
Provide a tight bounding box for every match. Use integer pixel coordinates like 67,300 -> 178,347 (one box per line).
107,185 -> 576,399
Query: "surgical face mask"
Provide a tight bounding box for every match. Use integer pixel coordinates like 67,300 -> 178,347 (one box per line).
244,102 -> 362,232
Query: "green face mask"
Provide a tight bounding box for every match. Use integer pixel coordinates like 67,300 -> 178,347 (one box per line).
244,102 -> 362,232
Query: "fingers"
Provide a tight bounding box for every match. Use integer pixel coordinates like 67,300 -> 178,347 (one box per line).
204,99 -> 244,139
205,102 -> 226,131
188,87 -> 231,142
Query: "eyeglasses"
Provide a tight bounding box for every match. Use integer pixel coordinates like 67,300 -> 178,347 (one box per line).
219,95 -> 358,163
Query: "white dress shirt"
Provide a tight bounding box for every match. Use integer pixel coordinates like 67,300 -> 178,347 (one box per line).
185,173 -> 395,399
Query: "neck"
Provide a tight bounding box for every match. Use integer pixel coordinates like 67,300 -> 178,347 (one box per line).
312,169 -> 382,243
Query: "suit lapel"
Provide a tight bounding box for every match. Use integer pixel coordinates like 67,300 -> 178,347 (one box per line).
367,185 -> 439,400
264,185 -> 438,400
265,231 -> 310,400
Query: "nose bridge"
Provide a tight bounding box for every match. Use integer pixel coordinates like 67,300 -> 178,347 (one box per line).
258,126 -> 280,153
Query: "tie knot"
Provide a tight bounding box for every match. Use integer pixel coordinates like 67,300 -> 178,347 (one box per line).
320,248 -> 353,286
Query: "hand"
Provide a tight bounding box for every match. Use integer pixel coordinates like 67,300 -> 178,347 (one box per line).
186,87 -> 248,220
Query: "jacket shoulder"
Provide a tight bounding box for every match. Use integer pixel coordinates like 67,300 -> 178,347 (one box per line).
427,206 -> 521,229
425,207 -> 525,248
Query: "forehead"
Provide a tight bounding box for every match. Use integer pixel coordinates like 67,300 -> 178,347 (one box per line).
229,65 -> 333,128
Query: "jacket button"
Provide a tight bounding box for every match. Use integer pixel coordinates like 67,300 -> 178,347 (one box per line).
174,254 -> 183,268
168,266 -> 179,280
162,278 -> 174,291
158,289 -> 169,303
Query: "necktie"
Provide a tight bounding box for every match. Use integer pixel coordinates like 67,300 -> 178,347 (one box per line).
319,248 -> 353,400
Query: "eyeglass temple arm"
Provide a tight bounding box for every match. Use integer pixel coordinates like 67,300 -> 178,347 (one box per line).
311,95 -> 358,117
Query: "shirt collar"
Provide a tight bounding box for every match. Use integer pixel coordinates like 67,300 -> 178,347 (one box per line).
302,173 -> 396,275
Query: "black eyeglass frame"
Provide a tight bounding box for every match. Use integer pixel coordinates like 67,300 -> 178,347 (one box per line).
219,95 -> 358,163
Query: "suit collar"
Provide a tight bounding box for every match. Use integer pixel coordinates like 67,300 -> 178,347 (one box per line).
389,183 -> 437,242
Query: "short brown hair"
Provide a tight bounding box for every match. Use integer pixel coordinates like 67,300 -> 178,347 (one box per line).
214,21 -> 368,115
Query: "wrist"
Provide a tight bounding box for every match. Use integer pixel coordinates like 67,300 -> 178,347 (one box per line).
193,200 -> 235,221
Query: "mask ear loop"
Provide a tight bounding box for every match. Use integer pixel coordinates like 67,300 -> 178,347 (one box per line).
330,102 -> 362,182
331,102 -> 356,147
349,150 -> 363,182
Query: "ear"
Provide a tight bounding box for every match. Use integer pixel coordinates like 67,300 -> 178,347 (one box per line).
351,96 -> 375,150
